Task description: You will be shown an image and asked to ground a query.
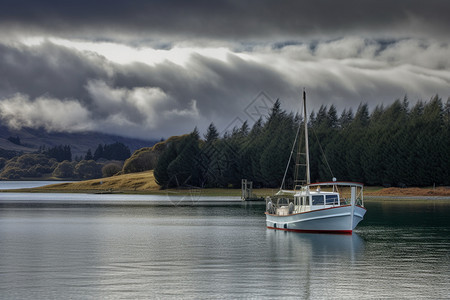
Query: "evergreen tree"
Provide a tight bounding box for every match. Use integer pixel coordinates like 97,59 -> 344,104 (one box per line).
370,104 -> 384,124
151,96 -> 449,188
85,149 -> 93,160
167,132 -> 201,187
419,96 -> 444,185
259,101 -> 295,187
315,105 -> 328,128
102,142 -> 131,160
309,111 -> 316,127
191,127 -> 200,140
353,103 -> 370,127
44,145 -> 72,162
241,117 -> 264,186
204,123 -> 219,143
154,142 -> 177,187
204,139 -> 228,187
240,120 -> 250,137
93,144 -> 104,160
219,136 -> 241,188
338,108 -> 353,128
344,103 -> 370,182
268,99 -> 282,121
327,105 -> 338,128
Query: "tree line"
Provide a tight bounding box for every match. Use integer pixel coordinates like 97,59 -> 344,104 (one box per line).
41,145 -> 72,162
0,142 -> 131,180
154,95 -> 449,188
81,142 -> 131,161
0,154 -> 105,180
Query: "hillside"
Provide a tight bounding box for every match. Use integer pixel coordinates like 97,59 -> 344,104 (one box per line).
37,170 -> 160,193
0,124 -> 157,157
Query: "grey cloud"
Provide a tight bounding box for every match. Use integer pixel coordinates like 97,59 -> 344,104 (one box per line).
0,38 -> 449,139
0,93 -> 92,132
0,42 -> 108,100
113,53 -> 292,119
0,40 -> 295,138
0,1 -> 449,42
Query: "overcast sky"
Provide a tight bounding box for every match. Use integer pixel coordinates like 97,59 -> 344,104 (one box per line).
0,0 -> 449,139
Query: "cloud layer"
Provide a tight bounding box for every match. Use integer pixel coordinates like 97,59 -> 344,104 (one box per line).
1,0 -> 449,41
0,1 -> 449,139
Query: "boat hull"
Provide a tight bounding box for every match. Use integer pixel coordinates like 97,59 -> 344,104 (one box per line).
266,205 -> 366,234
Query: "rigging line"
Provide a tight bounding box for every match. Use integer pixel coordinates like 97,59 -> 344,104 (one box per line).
310,126 -> 335,180
279,118 -> 302,191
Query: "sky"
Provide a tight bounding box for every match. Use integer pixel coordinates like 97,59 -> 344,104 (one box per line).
0,0 -> 449,140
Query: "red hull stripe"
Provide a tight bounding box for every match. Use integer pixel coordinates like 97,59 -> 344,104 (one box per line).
267,226 -> 352,235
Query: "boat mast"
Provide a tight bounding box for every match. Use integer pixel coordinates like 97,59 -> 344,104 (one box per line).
303,89 -> 311,185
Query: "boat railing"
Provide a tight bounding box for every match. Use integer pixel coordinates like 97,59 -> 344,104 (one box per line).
308,182 -> 364,208
266,196 -> 295,215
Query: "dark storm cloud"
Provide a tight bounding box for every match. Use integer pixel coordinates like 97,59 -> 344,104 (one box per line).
114,53 -> 292,116
0,42 -> 108,100
1,0 -> 449,41
0,37 -> 448,139
0,40 -> 295,138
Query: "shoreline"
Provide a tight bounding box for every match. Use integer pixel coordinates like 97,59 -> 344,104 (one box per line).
1,170 -> 449,200
2,187 -> 450,201
364,195 -> 450,201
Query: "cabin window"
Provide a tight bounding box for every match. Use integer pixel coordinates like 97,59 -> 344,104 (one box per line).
312,195 -> 324,205
326,194 -> 338,205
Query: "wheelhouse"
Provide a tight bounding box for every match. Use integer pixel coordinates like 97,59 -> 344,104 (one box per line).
267,181 -> 364,216
293,191 -> 340,212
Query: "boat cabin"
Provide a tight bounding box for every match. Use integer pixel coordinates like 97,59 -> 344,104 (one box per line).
293,190 -> 341,213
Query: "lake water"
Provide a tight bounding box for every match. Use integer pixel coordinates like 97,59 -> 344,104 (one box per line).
0,181 -> 74,190
0,187 -> 449,299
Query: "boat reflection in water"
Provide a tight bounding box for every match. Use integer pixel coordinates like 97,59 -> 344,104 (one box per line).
266,230 -> 364,260
264,230 -> 365,298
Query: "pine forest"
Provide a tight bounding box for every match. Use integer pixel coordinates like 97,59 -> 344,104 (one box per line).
154,95 -> 449,189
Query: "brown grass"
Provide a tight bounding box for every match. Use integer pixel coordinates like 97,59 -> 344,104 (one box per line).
367,186 -> 450,197
38,170 -> 160,193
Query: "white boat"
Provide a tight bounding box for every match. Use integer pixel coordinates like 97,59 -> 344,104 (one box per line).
265,91 -> 366,234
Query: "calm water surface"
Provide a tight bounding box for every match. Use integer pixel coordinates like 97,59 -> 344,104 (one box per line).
0,192 -> 449,299
0,181 -> 74,190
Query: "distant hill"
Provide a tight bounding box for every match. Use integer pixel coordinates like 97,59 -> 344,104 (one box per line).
0,124 -> 157,158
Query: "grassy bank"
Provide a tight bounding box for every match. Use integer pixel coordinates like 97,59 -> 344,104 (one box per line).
3,170 -> 449,198
19,170 -> 256,196
33,170 -> 160,194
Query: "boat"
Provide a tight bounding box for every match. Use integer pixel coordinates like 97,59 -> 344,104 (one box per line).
265,90 -> 367,234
